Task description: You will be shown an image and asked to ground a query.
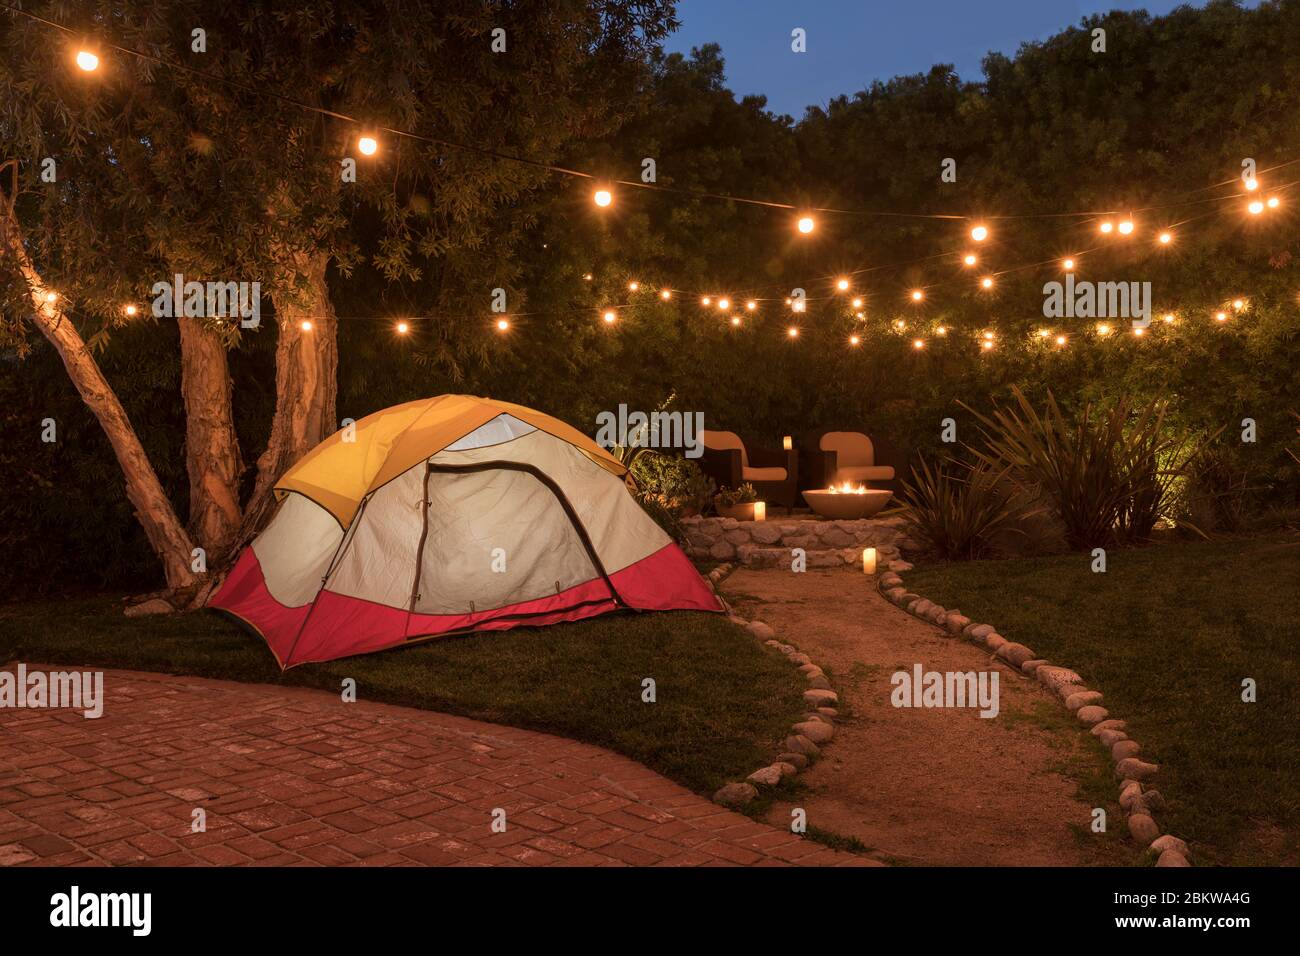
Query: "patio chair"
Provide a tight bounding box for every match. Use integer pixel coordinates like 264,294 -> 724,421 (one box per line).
699,430 -> 799,509
805,430 -> 897,490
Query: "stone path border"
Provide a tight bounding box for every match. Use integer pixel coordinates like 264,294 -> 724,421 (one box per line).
704,569 -> 851,829
875,571 -> 1192,867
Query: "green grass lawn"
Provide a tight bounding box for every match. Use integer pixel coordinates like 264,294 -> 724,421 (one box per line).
906,531 -> 1300,866
0,598 -> 805,799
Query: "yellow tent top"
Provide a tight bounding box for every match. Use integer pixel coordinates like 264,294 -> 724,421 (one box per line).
275,394 -> 627,528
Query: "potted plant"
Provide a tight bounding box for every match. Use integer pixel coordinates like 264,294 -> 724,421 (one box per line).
714,483 -> 761,520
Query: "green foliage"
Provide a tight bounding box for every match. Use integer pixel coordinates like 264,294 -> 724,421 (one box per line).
962,388 -> 1208,549
715,482 -> 758,508
630,451 -> 714,515
893,457 -> 1025,560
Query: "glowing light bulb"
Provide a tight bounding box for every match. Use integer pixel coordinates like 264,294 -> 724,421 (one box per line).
912,338 -> 925,349
396,320 -> 409,334
701,296 -> 711,306
660,289 -> 671,300
849,334 -> 861,346
1133,326 -> 1145,337
981,339 -> 994,350
717,298 -> 730,310
792,300 -> 806,313
1063,258 -> 1075,271
1055,334 -> 1067,346
358,136 -> 378,156
746,300 -> 757,311
583,273 -> 593,281
963,254 -> 977,267
910,289 -> 924,302
1118,220 -> 1134,235
497,318 -> 510,331
893,319 -> 906,330
851,297 -> 863,309
628,281 -> 639,292
44,292 -> 57,304
1158,231 -> 1172,244
593,188 -> 612,207
1037,328 -> 1052,338
836,278 -> 849,291
981,276 -> 994,289
1249,200 -> 1264,215
970,224 -> 989,241
1232,298 -> 1245,310
602,310 -> 617,324
1097,323 -> 1111,336
75,50 -> 99,72
1099,221 -> 1114,234
797,216 -> 815,234
1267,196 -> 1280,209
300,320 -> 313,332
730,315 -> 742,327
1215,311 -> 1228,322
1163,313 -> 1175,323
787,326 -> 800,338
1244,177 -> 1259,191
936,326 -> 947,336
124,304 -> 137,316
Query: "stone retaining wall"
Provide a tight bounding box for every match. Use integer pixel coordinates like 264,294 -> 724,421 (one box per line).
681,515 -> 919,569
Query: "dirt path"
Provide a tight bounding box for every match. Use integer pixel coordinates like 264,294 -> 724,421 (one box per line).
724,568 -> 1102,866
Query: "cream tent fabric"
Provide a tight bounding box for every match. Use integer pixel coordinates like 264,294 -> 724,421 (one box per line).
211,396 -> 721,667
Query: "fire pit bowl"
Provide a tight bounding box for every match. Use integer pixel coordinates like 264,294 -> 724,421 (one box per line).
802,483 -> 892,519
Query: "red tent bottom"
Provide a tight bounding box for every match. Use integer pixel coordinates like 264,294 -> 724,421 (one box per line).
210,542 -> 723,668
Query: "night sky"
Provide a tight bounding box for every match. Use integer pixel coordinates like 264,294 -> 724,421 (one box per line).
665,0 -> 1260,118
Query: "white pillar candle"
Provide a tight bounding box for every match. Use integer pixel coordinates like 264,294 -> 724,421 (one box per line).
782,436 -> 793,450
862,547 -> 876,574
754,501 -> 766,522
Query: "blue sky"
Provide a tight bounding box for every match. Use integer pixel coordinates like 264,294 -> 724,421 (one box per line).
664,0 -> 1256,117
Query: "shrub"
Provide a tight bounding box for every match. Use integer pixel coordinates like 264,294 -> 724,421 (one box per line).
629,453 -> 715,542
715,482 -> 757,508
893,457 -> 1027,560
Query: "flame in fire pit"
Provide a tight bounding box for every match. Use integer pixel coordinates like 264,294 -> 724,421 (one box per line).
827,481 -> 868,495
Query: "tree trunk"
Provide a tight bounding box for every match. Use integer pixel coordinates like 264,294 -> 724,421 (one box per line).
0,207 -> 199,595
178,317 -> 244,563
239,250 -> 338,539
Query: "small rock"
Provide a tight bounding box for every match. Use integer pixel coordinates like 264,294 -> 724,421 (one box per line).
803,689 -> 839,708
878,573 -> 903,589
784,734 -> 821,757
793,720 -> 835,744
1156,849 -> 1191,867
944,614 -> 971,635
884,587 -> 908,604
746,766 -> 784,787
1020,659 -> 1048,675
712,782 -> 758,807
764,639 -> 781,647
996,642 -> 1036,667
984,634 -> 1007,652
898,592 -> 921,606
1150,834 -> 1189,856
889,560 -> 914,572
1036,665 -> 1083,694
124,598 -> 175,617
787,652 -> 811,665
964,623 -> 996,640
798,663 -> 823,676
773,762 -> 799,779
1140,789 -> 1166,812
1076,705 -> 1109,725
1119,782 -> 1143,810
1065,690 -> 1104,712
1098,728 -> 1128,747
1090,719 -> 1127,736
806,675 -> 832,690
816,707 -> 838,718
1112,740 -> 1142,761
747,621 -> 775,640
777,752 -> 809,770
1128,813 -> 1160,843
1115,757 -> 1159,781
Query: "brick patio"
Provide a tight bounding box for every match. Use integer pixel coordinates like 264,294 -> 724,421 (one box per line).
0,665 -> 875,867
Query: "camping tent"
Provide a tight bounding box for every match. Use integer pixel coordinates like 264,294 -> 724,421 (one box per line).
210,395 -> 722,668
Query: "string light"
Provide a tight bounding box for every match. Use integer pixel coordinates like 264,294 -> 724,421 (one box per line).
1158,231 -> 1172,244
912,338 -> 926,349
1163,313 -> 1175,323
970,224 -> 989,241
980,276 -> 994,289
1249,200 -> 1264,215
123,304 -> 137,316
1055,334 -> 1068,346
849,334 -> 861,347
717,298 -> 730,310
792,299 -> 806,313
1267,196 -> 1281,208
602,310 -> 617,324
1099,221 -> 1114,234
730,315 -> 742,327
628,281 -> 639,292
300,320 -> 313,332
1118,219 -> 1134,235
660,289 -> 672,300
981,339 -> 995,350
44,291 -> 57,303
1133,326 -> 1145,337
701,296 -> 711,306
593,188 -> 613,208
787,326 -> 800,338
851,297 -> 863,309
1244,176 -> 1259,191
982,331 -> 995,341
1215,310 -> 1228,322
936,325 -> 947,336
796,215 -> 815,234
963,254 -> 977,267
75,50 -> 99,72
357,136 -> 378,156
1232,298 -> 1245,310
1062,258 -> 1075,271
910,289 -> 924,302
746,300 -> 757,311
1037,328 -> 1052,338
836,278 -> 850,291
1096,323 -> 1111,336
395,320 -> 409,334
893,319 -> 906,330
496,318 -> 510,332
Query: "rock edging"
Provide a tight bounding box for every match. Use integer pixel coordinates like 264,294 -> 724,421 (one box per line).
709,612 -> 840,811
875,570 -> 1191,868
